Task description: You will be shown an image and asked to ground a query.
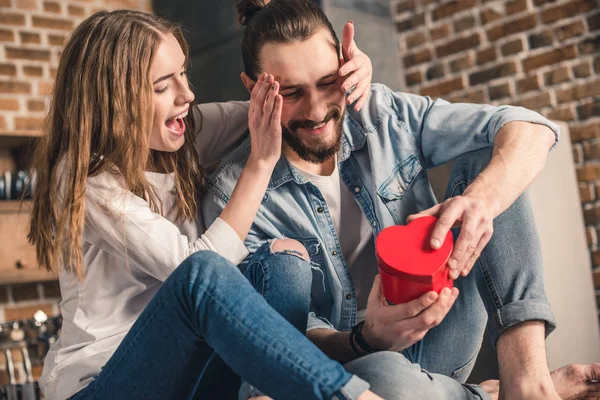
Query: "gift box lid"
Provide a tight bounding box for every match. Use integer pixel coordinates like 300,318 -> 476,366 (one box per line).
376,216 -> 454,284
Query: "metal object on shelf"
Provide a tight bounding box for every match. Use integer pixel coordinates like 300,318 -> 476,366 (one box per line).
0,313 -> 61,400
20,347 -> 36,400
0,170 -> 32,201
4,348 -> 17,400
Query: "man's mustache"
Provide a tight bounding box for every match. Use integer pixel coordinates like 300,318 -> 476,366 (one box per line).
288,108 -> 341,132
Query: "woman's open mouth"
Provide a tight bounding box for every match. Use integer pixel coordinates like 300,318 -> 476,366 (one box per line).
165,109 -> 188,136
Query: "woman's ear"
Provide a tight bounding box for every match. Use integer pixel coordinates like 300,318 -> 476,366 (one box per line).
240,72 -> 256,94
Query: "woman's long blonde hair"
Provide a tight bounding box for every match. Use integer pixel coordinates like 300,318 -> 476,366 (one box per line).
28,10 -> 203,279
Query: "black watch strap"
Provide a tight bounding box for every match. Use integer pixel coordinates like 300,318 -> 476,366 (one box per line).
349,324 -> 363,356
353,321 -> 380,354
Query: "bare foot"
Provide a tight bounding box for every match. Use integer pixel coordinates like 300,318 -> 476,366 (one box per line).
551,363 -> 600,399
480,379 -> 499,400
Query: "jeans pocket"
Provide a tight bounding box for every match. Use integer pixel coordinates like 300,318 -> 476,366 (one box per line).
451,351 -> 479,383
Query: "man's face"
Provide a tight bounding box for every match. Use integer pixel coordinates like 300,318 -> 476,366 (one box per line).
260,29 -> 346,164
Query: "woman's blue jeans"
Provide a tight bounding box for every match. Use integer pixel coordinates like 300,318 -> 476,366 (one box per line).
68,251 -> 368,400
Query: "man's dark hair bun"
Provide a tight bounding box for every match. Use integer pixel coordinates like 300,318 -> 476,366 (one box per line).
237,0 -> 267,26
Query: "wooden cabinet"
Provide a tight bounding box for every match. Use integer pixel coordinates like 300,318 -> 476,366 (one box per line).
0,132 -> 57,284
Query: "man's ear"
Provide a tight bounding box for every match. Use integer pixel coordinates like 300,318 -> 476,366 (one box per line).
240,72 -> 256,94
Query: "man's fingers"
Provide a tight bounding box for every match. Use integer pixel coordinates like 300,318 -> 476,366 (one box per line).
341,20 -> 355,61
384,290 -> 438,320
430,204 -> 461,250
406,204 -> 442,224
461,229 -> 492,277
450,212 -> 478,272
367,275 -> 387,307
413,287 -> 458,329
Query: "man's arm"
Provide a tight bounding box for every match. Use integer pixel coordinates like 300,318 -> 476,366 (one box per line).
408,119 -> 557,278
307,276 -> 458,363
463,120 -> 555,219
307,329 -> 357,364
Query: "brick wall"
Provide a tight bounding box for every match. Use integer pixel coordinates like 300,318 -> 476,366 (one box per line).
392,0 -> 600,319
0,0 -> 152,382
0,0 -> 152,132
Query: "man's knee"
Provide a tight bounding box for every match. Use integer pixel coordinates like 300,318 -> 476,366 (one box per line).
270,239 -> 310,261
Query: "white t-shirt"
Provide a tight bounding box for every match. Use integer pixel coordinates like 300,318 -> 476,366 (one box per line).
296,161 -> 378,323
40,101 -> 251,400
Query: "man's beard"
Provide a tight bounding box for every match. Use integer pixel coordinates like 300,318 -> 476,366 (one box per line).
282,107 -> 345,164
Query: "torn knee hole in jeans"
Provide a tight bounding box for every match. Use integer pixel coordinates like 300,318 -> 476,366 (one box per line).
268,239 -> 310,261
275,249 -> 308,259
267,239 -> 327,293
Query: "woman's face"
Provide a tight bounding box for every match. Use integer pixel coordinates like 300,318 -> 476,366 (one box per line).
149,33 -> 195,152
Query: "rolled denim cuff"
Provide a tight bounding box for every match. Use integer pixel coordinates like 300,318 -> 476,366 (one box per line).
332,375 -> 370,400
490,107 -> 560,150
489,298 -> 557,348
464,383 -> 493,400
307,312 -> 336,332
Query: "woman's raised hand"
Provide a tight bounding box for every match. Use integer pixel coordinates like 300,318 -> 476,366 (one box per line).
247,72 -> 283,168
338,21 -> 373,112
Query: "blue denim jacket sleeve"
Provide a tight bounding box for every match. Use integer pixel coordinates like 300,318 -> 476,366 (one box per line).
385,86 -> 560,169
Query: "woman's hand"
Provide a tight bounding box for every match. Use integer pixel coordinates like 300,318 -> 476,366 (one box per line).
247,72 -> 283,168
338,21 -> 373,112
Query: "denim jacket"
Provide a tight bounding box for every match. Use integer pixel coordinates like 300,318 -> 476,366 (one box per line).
201,84 -> 559,333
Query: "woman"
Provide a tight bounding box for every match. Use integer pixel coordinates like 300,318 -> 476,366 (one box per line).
27,9 -> 379,400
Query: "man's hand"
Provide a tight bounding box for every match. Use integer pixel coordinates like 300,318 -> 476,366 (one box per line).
407,194 -> 496,280
338,21 -> 372,112
361,275 -> 459,352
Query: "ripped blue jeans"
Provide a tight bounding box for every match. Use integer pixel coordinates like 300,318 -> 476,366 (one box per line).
67,250 -> 368,400
240,148 -> 557,400
241,237 -> 494,400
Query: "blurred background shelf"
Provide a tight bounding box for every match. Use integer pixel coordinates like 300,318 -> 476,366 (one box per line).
0,131 -> 41,151
0,200 -> 32,213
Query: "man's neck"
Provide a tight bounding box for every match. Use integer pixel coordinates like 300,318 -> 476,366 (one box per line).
283,145 -> 336,176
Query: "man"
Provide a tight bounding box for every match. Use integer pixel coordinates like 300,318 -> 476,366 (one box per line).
203,1 -> 600,398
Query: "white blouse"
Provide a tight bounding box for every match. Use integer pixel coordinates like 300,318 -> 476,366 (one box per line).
40,101 -> 251,400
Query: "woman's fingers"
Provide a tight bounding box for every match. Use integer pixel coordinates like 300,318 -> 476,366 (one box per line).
253,74 -> 273,115
350,80 -> 370,111
270,95 -> 283,128
263,81 -> 279,124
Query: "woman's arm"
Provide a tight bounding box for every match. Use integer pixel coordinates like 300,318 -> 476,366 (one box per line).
217,73 -> 282,241
83,172 -> 248,281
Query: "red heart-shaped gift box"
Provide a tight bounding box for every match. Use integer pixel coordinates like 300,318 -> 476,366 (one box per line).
375,216 -> 454,304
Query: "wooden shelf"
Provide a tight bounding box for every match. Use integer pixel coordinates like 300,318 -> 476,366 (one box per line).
0,200 -> 32,213
0,130 -> 42,138
0,131 -> 41,150
0,268 -> 58,285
